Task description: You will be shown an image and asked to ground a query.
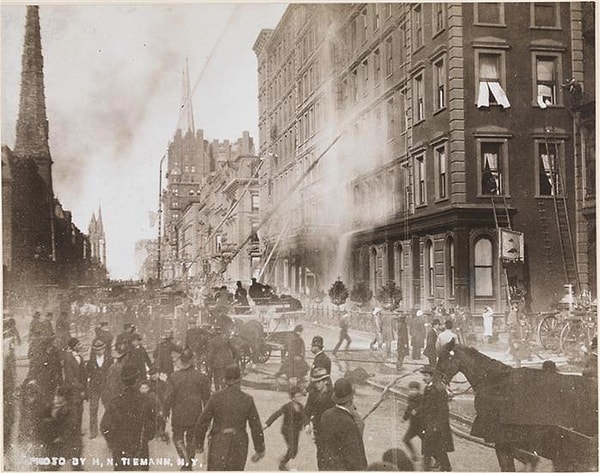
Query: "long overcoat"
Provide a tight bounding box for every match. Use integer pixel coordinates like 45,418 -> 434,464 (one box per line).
87,354 -> 113,396
421,380 -> 454,456
164,364 -> 211,427
319,406 -> 368,470
409,316 -> 426,350
195,383 -> 265,471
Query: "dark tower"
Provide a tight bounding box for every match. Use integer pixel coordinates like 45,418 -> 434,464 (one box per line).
14,5 -> 53,194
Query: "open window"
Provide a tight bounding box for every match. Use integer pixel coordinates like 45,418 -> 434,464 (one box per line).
476,52 -> 510,108
478,140 -> 507,195
534,54 -> 562,108
536,139 -> 564,196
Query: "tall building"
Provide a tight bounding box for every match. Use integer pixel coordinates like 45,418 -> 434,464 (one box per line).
160,63 -> 261,284
255,3 -> 595,313
88,206 -> 107,267
2,6 -> 102,290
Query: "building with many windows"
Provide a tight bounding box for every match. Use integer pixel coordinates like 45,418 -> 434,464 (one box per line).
255,3 -> 595,313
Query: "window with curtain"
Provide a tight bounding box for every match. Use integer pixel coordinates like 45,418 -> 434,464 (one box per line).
436,145 -> 447,199
538,141 -> 562,196
415,73 -> 425,121
434,58 -> 446,110
477,53 -> 510,108
474,237 -> 493,296
447,237 -> 455,297
536,56 -> 557,107
417,156 -> 426,204
480,142 -> 503,194
427,240 -> 435,297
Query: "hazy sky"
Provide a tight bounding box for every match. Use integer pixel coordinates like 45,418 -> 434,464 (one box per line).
1,1 -> 287,279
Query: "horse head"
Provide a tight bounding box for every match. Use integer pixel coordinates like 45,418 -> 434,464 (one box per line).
436,338 -> 461,383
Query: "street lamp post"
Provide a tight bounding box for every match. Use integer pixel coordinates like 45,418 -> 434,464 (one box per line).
157,154 -> 167,284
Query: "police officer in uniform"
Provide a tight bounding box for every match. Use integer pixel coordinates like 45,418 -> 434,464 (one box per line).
310,336 -> 331,375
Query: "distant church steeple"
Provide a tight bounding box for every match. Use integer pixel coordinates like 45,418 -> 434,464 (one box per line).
178,57 -> 195,133
88,205 -> 106,268
14,5 -> 53,193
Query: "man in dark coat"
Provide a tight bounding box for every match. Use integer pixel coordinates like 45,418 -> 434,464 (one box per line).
319,378 -> 368,470
87,338 -> 113,439
310,336 -> 331,375
92,322 -> 113,358
164,351 -> 211,469
63,338 -> 87,444
276,325 -> 309,380
101,363 -> 156,471
207,326 -> 235,391
128,333 -> 152,380
234,281 -> 249,313
153,330 -> 181,376
185,319 -> 208,368
423,319 -> 441,367
103,352 -> 128,408
55,312 -> 71,351
115,323 -> 135,355
409,310 -> 426,360
304,367 -> 335,469
420,365 -> 453,471
195,364 -> 266,471
29,336 -> 62,404
28,311 -> 44,359
395,314 -> 410,370
248,277 -> 265,303
40,312 -> 55,339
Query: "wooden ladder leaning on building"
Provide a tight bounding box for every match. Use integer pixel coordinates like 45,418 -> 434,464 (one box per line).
491,193 -> 513,308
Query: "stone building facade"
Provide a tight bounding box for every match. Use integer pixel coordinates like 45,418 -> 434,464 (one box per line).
255,3 -> 595,313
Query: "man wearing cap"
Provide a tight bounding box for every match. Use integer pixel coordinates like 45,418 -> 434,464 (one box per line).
319,378 -> 368,470
310,336 -> 331,376
63,338 -> 87,440
195,364 -> 265,470
101,363 -> 156,471
87,338 -> 113,439
409,310 -> 426,360
304,367 -> 335,469
164,351 -> 211,470
420,365 -> 453,471
128,333 -> 152,381
277,325 -> 309,381
153,330 -> 181,377
207,326 -> 236,391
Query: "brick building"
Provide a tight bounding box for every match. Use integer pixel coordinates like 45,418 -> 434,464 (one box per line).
254,3 -> 595,313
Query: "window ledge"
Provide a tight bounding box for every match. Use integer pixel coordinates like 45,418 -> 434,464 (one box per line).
530,25 -> 562,31
414,118 -> 426,126
477,193 -> 509,198
416,203 -> 428,209
532,103 -> 564,109
536,194 -> 564,199
432,28 -> 445,40
433,107 -> 447,116
474,22 -> 507,28
435,196 -> 450,203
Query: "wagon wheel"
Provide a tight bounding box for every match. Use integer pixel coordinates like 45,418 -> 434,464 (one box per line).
537,315 -> 561,351
559,320 -> 586,361
257,345 -> 271,363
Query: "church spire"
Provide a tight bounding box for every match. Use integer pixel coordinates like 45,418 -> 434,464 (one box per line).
14,6 -> 53,191
97,204 -> 104,234
179,57 -> 195,133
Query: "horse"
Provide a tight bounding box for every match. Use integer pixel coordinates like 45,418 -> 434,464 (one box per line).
436,339 -> 598,472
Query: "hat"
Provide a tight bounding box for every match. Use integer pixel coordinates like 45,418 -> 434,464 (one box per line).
416,310 -> 424,317
311,367 -> 330,382
67,337 -> 80,350
311,336 -> 324,348
121,363 -> 139,385
92,339 -> 106,351
332,378 -> 354,404
224,364 -> 241,384
294,324 -> 303,333
408,381 -> 421,389
542,360 -> 558,372
420,365 -> 436,375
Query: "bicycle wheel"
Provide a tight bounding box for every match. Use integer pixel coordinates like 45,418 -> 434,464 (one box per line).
559,320 -> 586,360
537,315 -> 561,351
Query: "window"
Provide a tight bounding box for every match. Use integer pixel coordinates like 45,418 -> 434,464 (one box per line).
433,3 -> 445,34
362,59 -> 369,95
474,237 -> 494,297
351,69 -> 358,102
385,36 -> 393,76
414,73 -> 424,122
476,52 -> 510,108
373,4 -> 380,30
532,3 -> 559,28
426,240 -> 435,297
535,55 -> 561,108
216,235 -> 223,253
537,140 -> 563,196
401,89 -> 409,132
435,144 -> 447,199
394,244 -> 404,290
350,17 -> 357,50
374,49 -> 381,85
413,5 -> 423,49
446,237 -> 455,297
361,8 -> 368,43
251,193 -> 260,211
416,155 -> 426,205
385,3 -> 392,18
474,3 -> 504,25
386,97 -> 395,140
480,141 -> 504,195
434,58 -> 446,110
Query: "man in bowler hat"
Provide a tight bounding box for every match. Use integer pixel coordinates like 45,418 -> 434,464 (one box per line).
310,335 -> 331,375
319,378 -> 368,470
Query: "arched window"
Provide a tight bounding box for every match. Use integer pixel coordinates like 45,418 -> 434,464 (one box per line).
426,240 -> 435,297
474,237 -> 494,296
446,237 -> 455,297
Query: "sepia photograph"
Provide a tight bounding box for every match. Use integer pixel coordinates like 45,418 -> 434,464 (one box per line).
1,2 -> 597,471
